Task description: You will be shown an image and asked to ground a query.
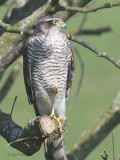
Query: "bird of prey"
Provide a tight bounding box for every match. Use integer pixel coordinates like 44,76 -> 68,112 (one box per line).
23,16 -> 75,160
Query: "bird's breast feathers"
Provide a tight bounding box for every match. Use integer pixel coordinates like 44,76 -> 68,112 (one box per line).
25,31 -> 71,115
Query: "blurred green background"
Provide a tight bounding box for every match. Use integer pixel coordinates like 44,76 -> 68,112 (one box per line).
0,0 -> 120,159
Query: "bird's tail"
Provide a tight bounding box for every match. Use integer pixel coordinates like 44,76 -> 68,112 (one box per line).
44,132 -> 67,160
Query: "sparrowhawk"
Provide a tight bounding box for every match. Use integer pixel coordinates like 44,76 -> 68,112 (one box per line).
23,16 -> 75,160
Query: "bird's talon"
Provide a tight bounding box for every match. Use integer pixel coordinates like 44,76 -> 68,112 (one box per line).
49,108 -> 66,132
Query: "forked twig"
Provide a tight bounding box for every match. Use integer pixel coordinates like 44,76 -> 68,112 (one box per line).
101,149 -> 108,160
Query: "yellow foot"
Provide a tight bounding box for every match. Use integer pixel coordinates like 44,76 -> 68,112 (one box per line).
49,108 -> 66,132
54,82 -> 60,93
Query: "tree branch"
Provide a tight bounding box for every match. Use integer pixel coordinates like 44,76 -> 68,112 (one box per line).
73,26 -> 112,36
3,0 -> 47,25
0,0 -> 48,36
67,92 -> 120,160
0,110 -> 63,155
101,149 -> 108,160
60,2 -> 120,14
67,34 -> 120,69
0,59 -> 22,103
0,19 -> 33,35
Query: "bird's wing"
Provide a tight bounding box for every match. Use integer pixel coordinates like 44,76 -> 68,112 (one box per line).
23,38 -> 34,105
22,38 -> 39,115
65,49 -> 75,99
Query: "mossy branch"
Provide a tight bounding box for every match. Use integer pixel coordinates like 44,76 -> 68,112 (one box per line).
0,110 -> 62,156
0,19 -> 33,35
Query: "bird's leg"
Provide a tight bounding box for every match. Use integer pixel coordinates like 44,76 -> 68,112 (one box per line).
49,107 -> 56,119
49,108 -> 66,132
54,82 -> 60,93
50,83 -> 66,131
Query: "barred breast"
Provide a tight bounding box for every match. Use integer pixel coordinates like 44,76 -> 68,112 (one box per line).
27,31 -> 71,116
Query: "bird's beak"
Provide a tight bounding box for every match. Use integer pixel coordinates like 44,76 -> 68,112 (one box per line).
61,21 -> 67,28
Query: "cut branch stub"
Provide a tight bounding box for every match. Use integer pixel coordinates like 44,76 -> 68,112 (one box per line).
10,116 -> 60,155
39,116 -> 61,137
0,110 -> 64,156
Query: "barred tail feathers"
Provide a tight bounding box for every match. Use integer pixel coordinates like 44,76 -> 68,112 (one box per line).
44,133 -> 67,160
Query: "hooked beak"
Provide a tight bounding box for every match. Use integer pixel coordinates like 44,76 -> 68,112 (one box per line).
61,21 -> 67,28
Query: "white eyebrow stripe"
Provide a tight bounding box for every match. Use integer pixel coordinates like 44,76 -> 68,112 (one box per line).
44,18 -> 59,21
37,18 -> 60,24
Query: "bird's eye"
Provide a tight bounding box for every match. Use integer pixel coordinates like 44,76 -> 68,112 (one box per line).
53,20 -> 58,25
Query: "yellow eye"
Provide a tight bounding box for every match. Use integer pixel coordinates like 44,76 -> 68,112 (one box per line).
53,20 -> 58,25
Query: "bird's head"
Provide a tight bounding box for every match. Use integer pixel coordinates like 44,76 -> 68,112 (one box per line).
34,16 -> 66,35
